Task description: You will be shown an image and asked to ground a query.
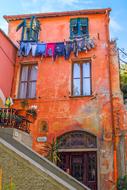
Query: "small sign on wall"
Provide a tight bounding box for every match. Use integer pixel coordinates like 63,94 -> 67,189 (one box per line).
37,136 -> 47,142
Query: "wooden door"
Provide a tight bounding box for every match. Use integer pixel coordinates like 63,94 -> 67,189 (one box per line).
86,152 -> 97,190
58,152 -> 97,190
71,153 -> 84,183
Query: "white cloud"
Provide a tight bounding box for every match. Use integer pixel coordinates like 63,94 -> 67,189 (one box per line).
59,0 -> 93,6
57,0 -> 79,6
21,0 -> 94,13
110,17 -> 123,32
32,0 -> 79,5
40,0 -> 94,12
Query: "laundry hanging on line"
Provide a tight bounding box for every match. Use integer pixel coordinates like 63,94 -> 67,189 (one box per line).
35,43 -> 46,56
64,41 -> 74,60
46,43 -> 56,57
54,42 -> 65,60
18,37 -> 95,59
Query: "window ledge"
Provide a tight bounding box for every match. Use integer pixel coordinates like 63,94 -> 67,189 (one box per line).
69,95 -> 95,99
13,98 -> 37,101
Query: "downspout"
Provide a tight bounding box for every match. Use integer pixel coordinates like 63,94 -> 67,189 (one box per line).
105,10 -> 118,184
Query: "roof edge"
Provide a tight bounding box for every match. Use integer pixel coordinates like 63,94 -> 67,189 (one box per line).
4,8 -> 111,22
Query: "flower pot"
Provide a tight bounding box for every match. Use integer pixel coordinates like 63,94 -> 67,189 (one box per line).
26,113 -> 35,123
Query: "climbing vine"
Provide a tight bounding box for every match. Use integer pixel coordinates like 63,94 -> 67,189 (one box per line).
118,48 -> 127,101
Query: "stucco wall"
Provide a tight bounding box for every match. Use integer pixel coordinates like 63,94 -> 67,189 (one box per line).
10,12 -> 112,143
7,11 -> 123,189
0,30 -> 17,97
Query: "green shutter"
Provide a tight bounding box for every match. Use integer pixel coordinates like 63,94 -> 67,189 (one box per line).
16,19 -> 26,31
70,18 -> 89,38
79,18 -> 89,37
30,16 -> 35,41
70,18 -> 78,38
16,19 -> 27,41
30,16 -> 40,41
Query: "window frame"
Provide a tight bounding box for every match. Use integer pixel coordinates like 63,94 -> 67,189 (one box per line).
21,18 -> 40,42
18,63 -> 38,99
71,60 -> 92,97
70,17 -> 89,39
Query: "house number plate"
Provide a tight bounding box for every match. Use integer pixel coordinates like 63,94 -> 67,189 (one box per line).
37,136 -> 47,142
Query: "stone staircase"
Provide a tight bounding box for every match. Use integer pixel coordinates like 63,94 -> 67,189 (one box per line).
0,128 -> 90,190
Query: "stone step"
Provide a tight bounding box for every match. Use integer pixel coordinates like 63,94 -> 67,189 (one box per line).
0,128 -> 90,190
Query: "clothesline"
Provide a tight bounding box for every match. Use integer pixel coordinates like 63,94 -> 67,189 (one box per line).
17,33 -> 98,44
18,36 -> 95,60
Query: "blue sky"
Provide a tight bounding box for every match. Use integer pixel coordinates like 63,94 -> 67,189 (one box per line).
0,0 -> 127,50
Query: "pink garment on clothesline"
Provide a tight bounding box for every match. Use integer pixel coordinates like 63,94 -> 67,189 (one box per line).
46,43 -> 56,56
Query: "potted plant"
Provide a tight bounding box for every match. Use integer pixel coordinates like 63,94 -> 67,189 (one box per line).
5,97 -> 13,108
46,138 -> 61,165
26,105 -> 37,122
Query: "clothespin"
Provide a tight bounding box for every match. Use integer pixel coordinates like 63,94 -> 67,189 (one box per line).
40,55 -> 44,62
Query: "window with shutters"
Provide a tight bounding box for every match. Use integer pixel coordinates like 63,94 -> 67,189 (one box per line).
72,61 -> 92,96
18,64 -> 38,99
16,16 -> 40,42
70,18 -> 89,38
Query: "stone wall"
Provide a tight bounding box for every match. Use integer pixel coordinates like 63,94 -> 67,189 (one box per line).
0,143 -> 69,190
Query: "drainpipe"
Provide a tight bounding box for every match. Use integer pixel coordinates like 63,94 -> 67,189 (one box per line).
105,10 -> 118,184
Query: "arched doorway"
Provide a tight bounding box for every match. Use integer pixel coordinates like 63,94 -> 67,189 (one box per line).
57,130 -> 98,190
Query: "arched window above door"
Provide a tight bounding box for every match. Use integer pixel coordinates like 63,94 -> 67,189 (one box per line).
57,130 -> 97,149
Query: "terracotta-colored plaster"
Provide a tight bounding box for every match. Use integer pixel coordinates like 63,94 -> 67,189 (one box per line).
0,29 -> 17,98
6,9 -> 127,189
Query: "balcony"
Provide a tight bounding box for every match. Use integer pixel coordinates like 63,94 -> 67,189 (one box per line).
0,108 -> 31,133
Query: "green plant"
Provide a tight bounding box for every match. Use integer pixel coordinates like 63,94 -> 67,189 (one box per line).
120,64 -> 127,100
14,115 -> 23,123
4,183 -> 16,190
5,97 -> 13,108
117,175 -> 127,190
20,100 -> 28,109
0,112 -> 6,119
26,108 -> 37,118
3,180 -> 16,190
47,138 -> 60,164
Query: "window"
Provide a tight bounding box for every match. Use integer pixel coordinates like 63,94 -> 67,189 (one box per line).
16,16 -> 40,42
72,61 -> 91,96
70,18 -> 89,38
18,64 -> 38,99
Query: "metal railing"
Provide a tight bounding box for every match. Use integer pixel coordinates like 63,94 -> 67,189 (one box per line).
0,108 -> 30,133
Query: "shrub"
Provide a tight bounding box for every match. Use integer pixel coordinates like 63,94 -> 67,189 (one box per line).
117,175 -> 127,190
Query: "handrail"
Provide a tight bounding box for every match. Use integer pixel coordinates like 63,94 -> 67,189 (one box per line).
0,108 -> 30,133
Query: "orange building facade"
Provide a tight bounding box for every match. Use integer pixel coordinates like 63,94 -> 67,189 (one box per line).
3,8 -> 127,190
